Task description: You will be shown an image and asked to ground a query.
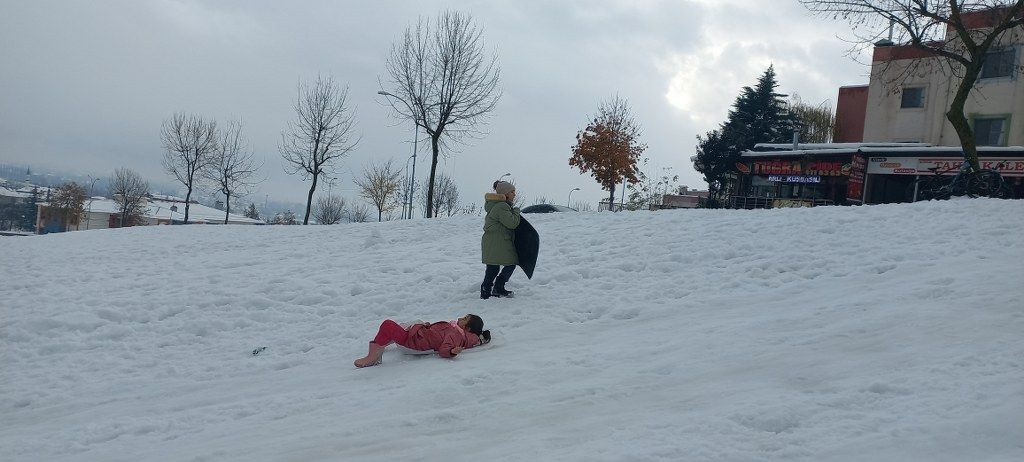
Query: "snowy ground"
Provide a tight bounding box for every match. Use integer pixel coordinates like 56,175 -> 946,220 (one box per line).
1,199 -> 1022,461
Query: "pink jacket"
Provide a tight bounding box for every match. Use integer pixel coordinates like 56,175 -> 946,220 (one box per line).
401,321 -> 480,358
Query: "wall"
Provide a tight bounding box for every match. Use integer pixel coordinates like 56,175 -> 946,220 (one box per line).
836,86 -> 869,142
862,29 -> 1023,146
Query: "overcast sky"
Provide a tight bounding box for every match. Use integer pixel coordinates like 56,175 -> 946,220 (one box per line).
0,0 -> 870,211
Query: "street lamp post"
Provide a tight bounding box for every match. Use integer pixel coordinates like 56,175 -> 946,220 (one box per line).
499,172 -> 511,182
327,176 -> 339,196
567,187 -> 580,208
401,153 -> 415,219
378,90 -> 419,219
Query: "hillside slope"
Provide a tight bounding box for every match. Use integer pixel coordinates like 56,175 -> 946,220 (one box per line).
2,199 -> 1022,461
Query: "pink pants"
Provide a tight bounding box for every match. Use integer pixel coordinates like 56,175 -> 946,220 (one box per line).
372,320 -> 408,346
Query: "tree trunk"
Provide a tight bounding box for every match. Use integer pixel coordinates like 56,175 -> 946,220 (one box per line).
946,63 -> 984,172
224,193 -> 230,224
303,173 -> 319,225
425,136 -> 441,218
183,183 -> 193,224
608,185 -> 616,211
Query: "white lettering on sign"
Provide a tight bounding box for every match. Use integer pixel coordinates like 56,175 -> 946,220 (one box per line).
767,175 -> 821,183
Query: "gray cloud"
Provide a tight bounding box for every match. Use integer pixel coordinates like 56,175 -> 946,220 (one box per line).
0,0 -> 872,210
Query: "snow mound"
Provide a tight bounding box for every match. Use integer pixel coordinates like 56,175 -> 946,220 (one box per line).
1,199 -> 1022,461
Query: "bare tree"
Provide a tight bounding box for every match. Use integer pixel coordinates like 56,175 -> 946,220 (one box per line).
50,181 -> 88,231
441,177 -> 460,217
571,201 -> 594,212
313,194 -> 347,225
381,10 -> 501,218
420,173 -> 459,217
205,121 -> 261,224
354,160 -> 402,221
161,113 -> 218,224
800,1 -> 1024,171
273,210 -> 298,225
280,75 -> 360,225
392,174 -> 420,219
349,204 -> 371,223
109,167 -> 150,227
789,94 -> 837,143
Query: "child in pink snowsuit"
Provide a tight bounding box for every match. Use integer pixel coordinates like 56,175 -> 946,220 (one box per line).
354,314 -> 491,368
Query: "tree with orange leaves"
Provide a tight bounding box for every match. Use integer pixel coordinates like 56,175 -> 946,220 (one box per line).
569,96 -> 646,210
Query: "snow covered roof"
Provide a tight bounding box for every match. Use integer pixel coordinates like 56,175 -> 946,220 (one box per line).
0,185 -> 31,199
79,197 -> 261,224
752,142 -> 930,151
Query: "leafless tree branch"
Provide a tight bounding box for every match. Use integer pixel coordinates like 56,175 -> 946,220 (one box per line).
161,112 -> 217,223
313,194 -> 347,225
354,159 -> 402,221
280,75 -> 360,224
205,120 -> 262,223
381,10 -> 501,217
108,167 -> 150,227
800,0 -> 1024,170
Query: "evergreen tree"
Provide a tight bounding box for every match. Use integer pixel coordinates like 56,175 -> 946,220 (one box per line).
14,187 -> 40,231
693,129 -> 731,208
723,66 -> 796,150
693,66 -> 796,207
243,202 -> 261,220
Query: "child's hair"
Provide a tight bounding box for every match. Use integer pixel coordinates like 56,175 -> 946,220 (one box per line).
465,314 -> 490,345
465,314 -> 484,335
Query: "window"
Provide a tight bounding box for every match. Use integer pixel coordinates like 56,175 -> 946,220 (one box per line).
901,87 -> 925,108
974,117 -> 1008,146
981,48 -> 1016,79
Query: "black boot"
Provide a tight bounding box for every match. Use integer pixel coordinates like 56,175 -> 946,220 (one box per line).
481,265 -> 500,300
491,265 -> 516,297
491,276 -> 514,298
491,283 -> 514,298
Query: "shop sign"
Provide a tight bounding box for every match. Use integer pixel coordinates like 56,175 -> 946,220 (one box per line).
867,157 -> 920,174
918,158 -> 1024,177
869,156 -> 1024,177
735,162 -> 751,174
767,175 -> 821,183
846,154 -> 866,202
753,160 -> 845,176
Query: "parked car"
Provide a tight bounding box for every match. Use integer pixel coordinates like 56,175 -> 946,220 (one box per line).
521,204 -> 577,214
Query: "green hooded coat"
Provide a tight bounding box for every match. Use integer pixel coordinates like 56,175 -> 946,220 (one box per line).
481,193 -> 521,265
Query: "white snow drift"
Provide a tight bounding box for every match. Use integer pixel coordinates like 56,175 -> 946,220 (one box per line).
1,199 -> 1022,461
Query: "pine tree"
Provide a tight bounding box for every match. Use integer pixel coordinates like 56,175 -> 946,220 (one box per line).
723,66 -> 796,150
693,129 -> 731,207
243,202 -> 260,220
693,66 -> 796,206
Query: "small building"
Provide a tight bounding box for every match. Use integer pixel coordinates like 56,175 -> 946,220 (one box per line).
729,7 -> 1024,208
731,143 -> 1024,208
0,184 -> 33,206
657,186 -> 710,210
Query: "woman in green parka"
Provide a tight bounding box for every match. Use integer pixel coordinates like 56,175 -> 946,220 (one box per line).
480,180 -> 521,299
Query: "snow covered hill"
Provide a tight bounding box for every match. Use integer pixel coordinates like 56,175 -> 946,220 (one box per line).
2,199 -> 1022,461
